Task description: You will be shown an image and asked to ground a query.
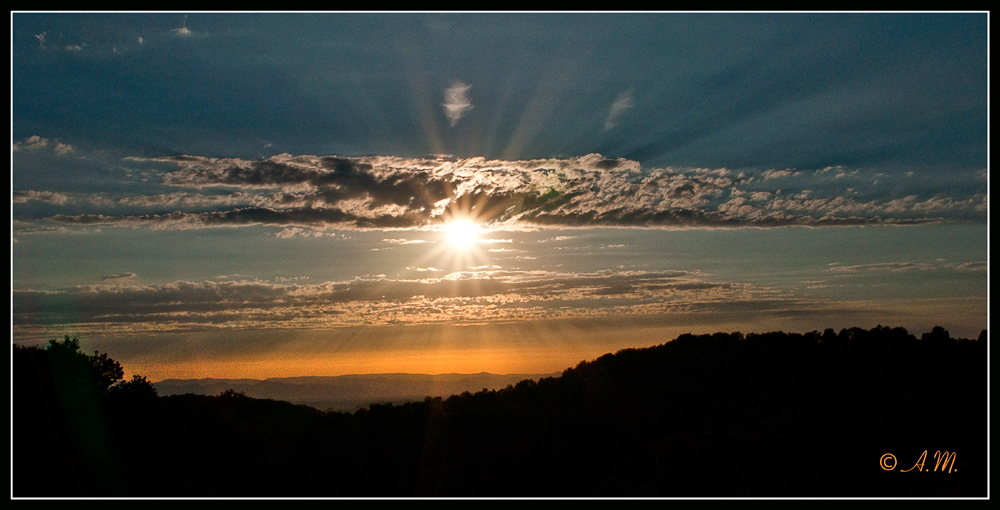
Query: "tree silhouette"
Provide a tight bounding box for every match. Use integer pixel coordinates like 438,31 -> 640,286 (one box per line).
108,374 -> 159,402
13,337 -> 130,495
17,336 -> 125,394
90,350 -> 126,392
921,325 -> 951,342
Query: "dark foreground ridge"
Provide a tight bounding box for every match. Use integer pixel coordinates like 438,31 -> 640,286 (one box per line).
152,372 -> 564,413
13,326 -> 987,497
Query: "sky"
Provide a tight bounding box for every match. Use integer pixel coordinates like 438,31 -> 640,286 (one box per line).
11,12 -> 988,381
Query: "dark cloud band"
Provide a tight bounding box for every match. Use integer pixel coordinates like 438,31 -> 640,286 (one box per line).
12,269 -> 760,334
32,153 -> 986,232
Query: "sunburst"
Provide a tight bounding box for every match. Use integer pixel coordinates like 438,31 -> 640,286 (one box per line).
443,219 -> 481,250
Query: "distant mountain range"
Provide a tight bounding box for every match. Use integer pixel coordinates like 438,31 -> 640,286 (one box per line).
153,372 -> 561,412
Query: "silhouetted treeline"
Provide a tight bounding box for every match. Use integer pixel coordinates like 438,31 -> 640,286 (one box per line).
13,326 -> 987,497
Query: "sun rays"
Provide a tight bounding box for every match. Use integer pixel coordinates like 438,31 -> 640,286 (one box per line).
429,217 -> 490,272
414,190 -> 505,271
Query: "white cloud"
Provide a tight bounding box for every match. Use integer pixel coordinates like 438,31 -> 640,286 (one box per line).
34,152 -> 986,232
539,236 -> 577,243
13,190 -> 69,205
604,89 -> 634,130
14,135 -> 48,151
12,135 -> 74,154
443,81 -> 473,126
275,227 -> 305,238
761,169 -> 799,180
102,272 -> 137,281
172,15 -> 192,37
384,238 -> 428,245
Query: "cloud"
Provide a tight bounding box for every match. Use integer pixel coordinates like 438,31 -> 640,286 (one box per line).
539,236 -> 577,243
384,238 -> 429,245
953,261 -> 987,272
761,169 -> 799,180
443,81 -> 473,126
29,152 -> 985,233
275,227 -> 306,239
102,272 -> 137,280
12,269 -> 780,335
171,15 -> 192,37
829,260 -> 987,273
604,89 -> 634,130
114,191 -> 258,209
12,135 -> 73,154
829,262 -> 938,273
11,222 -> 72,236
13,190 -> 70,205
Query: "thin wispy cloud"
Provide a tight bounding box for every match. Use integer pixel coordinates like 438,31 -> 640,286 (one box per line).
172,15 -> 192,37
384,238 -> 429,245
102,272 -> 137,281
604,89 -> 634,130
829,260 -> 988,273
113,191 -> 258,209
13,190 -> 69,205
443,81 -> 473,126
11,269 -> 777,336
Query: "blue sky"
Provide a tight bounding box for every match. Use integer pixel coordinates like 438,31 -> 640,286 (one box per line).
11,12 -> 988,380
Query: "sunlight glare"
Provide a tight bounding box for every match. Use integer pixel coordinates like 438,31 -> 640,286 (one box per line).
444,219 -> 481,249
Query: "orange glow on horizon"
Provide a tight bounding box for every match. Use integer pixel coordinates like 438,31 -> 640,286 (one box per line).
122,320 -> 674,382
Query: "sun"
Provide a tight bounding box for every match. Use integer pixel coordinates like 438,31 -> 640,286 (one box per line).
443,219 -> 481,249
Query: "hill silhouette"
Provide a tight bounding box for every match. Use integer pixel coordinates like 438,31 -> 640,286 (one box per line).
153,372 -> 562,412
13,326 -> 987,497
